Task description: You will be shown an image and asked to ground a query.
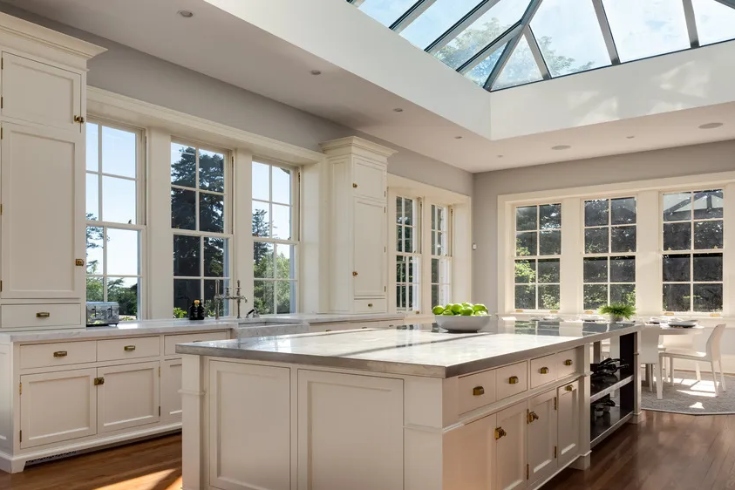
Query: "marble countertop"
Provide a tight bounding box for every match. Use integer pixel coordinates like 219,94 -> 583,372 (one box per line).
176,320 -> 643,378
258,312 -> 405,323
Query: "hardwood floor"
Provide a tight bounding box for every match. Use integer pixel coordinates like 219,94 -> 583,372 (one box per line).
1,411 -> 734,489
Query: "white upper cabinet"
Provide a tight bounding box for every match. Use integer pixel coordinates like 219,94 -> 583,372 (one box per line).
1,53 -> 82,133
353,197 -> 387,298
352,157 -> 386,202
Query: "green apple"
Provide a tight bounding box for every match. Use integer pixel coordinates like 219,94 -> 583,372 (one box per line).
460,307 -> 474,316
450,304 -> 463,314
442,309 -> 455,316
473,304 -> 488,313
461,302 -> 472,308
432,305 -> 445,315
473,310 -> 489,316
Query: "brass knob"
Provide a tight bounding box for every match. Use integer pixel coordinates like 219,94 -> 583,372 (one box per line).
368,303 -> 373,307
124,345 -> 136,352
325,329 -> 332,332
539,367 -> 549,374
564,359 -> 573,366
528,411 -> 539,424
565,385 -> 574,392
473,386 -> 485,396
352,271 -> 358,276
508,376 -> 519,385
495,427 -> 507,440
74,115 -> 85,123
75,258 -> 85,266
36,312 -> 50,318
94,377 -> 105,386
352,183 -> 358,188
53,351 -> 67,358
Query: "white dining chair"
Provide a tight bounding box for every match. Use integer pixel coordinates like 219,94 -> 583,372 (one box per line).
661,324 -> 727,396
639,326 -> 666,399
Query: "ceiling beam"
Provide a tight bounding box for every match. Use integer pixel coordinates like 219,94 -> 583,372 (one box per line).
682,0 -> 700,48
484,0 -> 544,90
715,0 -> 735,9
391,0 -> 438,33
426,0 -> 503,54
458,23 -> 521,74
591,0 -> 620,64
525,26 -> 550,80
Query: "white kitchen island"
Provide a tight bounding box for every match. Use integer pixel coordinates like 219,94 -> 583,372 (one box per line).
177,321 -> 641,490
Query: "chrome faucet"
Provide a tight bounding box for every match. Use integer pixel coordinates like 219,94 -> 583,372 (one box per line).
213,280 -> 248,319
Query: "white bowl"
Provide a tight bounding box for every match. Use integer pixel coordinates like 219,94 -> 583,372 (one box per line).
435,315 -> 491,333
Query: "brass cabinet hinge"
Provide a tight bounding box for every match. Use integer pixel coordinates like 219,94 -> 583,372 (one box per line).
526,464 -> 530,480
2,57 -> 4,69
19,382 -> 21,395
1,280 -> 3,293
158,406 -> 161,417
1,97 -> 4,109
159,366 -> 161,377
554,396 -> 557,410
19,430 -> 22,443
554,446 -> 558,459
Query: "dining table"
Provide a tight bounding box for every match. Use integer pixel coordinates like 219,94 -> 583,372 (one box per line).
641,323 -> 705,386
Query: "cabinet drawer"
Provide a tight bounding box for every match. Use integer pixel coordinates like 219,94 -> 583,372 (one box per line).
2,303 -> 81,329
458,369 -> 497,414
353,158 -> 385,201
557,348 -> 580,378
98,336 -> 161,362
496,361 -> 528,401
353,298 -> 387,314
20,341 -> 96,369
530,354 -> 558,389
164,331 -> 229,355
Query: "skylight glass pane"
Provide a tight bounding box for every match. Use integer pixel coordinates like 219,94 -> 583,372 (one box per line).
400,0 -> 481,49
357,0 -> 418,28
603,0 -> 690,62
530,0 -> 611,77
492,35 -> 542,90
434,0 -> 529,70
692,0 -> 735,46
466,45 -> 505,86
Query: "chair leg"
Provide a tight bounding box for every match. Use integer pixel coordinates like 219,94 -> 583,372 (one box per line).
719,360 -> 727,392
695,362 -> 701,382
711,361 -> 719,396
647,364 -> 653,392
670,358 -> 675,384
656,362 -> 664,400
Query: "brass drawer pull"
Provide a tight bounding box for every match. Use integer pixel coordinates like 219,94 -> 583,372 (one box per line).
352,183 -> 358,188
93,377 -> 105,386
565,385 -> 574,392
527,411 -> 539,424
564,359 -> 573,366
508,376 -> 519,385
53,351 -> 67,358
539,367 -> 549,374
368,303 -> 373,307
495,427 -> 507,440
124,345 -> 136,352
352,271 -> 358,276
325,329 -> 332,332
75,258 -> 85,266
472,386 -> 485,396
36,312 -> 50,318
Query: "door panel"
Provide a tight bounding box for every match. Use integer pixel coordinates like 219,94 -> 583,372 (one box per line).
97,362 -> 160,433
496,401 -> 528,490
557,381 -> 580,468
353,197 -> 386,298
161,358 -> 182,423
527,390 -> 557,486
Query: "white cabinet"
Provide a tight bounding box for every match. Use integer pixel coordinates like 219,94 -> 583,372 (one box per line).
297,370 -> 404,490
353,197 -> 387,298
161,358 -> 183,423
1,52 -> 82,133
1,123 -> 84,300
527,390 -> 557,487
450,412 -> 497,490
557,381 -> 580,468
97,362 -> 160,433
496,401 -> 528,490
209,361 -> 291,490
19,368 -> 96,448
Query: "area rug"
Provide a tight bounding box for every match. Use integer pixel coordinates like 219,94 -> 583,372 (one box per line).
641,370 -> 735,415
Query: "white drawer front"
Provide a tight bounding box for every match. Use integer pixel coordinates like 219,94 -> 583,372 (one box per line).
353,298 -> 387,314
98,336 -> 161,362
2,303 -> 81,329
458,369 -> 497,414
530,354 -> 558,389
164,331 -> 229,355
557,349 -> 580,378
496,361 -> 528,401
20,341 -> 96,369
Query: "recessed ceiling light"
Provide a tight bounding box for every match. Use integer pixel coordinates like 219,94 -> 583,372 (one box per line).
454,136 -> 463,140
551,145 -> 571,150
310,70 -> 322,76
393,108 -> 403,113
699,122 -> 723,129
177,10 -> 194,18
497,154 -> 504,158
626,135 -> 635,139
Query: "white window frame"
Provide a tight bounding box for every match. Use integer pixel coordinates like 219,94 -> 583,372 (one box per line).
85,118 -> 146,319
251,158 -> 300,314
430,203 -> 453,308
395,196 -> 422,313
498,171 -> 735,319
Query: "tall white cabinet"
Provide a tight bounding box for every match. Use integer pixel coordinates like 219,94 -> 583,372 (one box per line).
320,137 -> 396,314
0,12 -> 105,330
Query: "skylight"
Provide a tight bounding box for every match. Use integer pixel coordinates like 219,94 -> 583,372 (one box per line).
348,0 -> 735,91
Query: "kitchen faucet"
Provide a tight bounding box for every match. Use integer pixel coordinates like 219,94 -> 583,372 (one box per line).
213,280 -> 248,319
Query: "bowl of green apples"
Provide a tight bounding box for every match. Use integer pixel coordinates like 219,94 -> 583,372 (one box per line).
433,303 -> 491,332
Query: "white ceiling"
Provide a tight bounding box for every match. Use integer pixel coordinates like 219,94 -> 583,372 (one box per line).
5,0 -> 735,173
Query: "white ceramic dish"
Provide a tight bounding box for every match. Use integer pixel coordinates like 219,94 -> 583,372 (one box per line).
435,315 -> 491,333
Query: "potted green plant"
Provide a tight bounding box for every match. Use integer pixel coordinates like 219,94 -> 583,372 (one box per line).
599,303 -> 636,323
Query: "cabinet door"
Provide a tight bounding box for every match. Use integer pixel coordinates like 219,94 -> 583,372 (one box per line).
496,401 -> 528,490
353,158 -> 385,202
2,52 -> 82,133
1,123 -> 84,299
353,197 -> 386,298
527,390 -> 557,487
20,368 -> 96,448
447,412 -> 497,490
209,361 -> 290,490
557,381 -> 580,468
97,362 -> 160,433
161,358 -> 183,423
298,370 -> 403,490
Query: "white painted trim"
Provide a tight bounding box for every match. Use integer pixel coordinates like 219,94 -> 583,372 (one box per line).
319,136 -> 398,159
87,88 -> 324,166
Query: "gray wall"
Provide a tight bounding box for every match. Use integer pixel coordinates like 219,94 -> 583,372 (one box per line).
0,3 -> 472,196
473,140 -> 735,311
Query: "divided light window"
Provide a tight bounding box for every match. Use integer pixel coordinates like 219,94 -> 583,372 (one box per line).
396,196 -> 420,312
662,190 -> 724,312
582,198 -> 636,310
85,121 -> 143,320
252,161 -> 298,314
171,142 -> 230,317
514,204 -> 561,310
431,204 -> 452,307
